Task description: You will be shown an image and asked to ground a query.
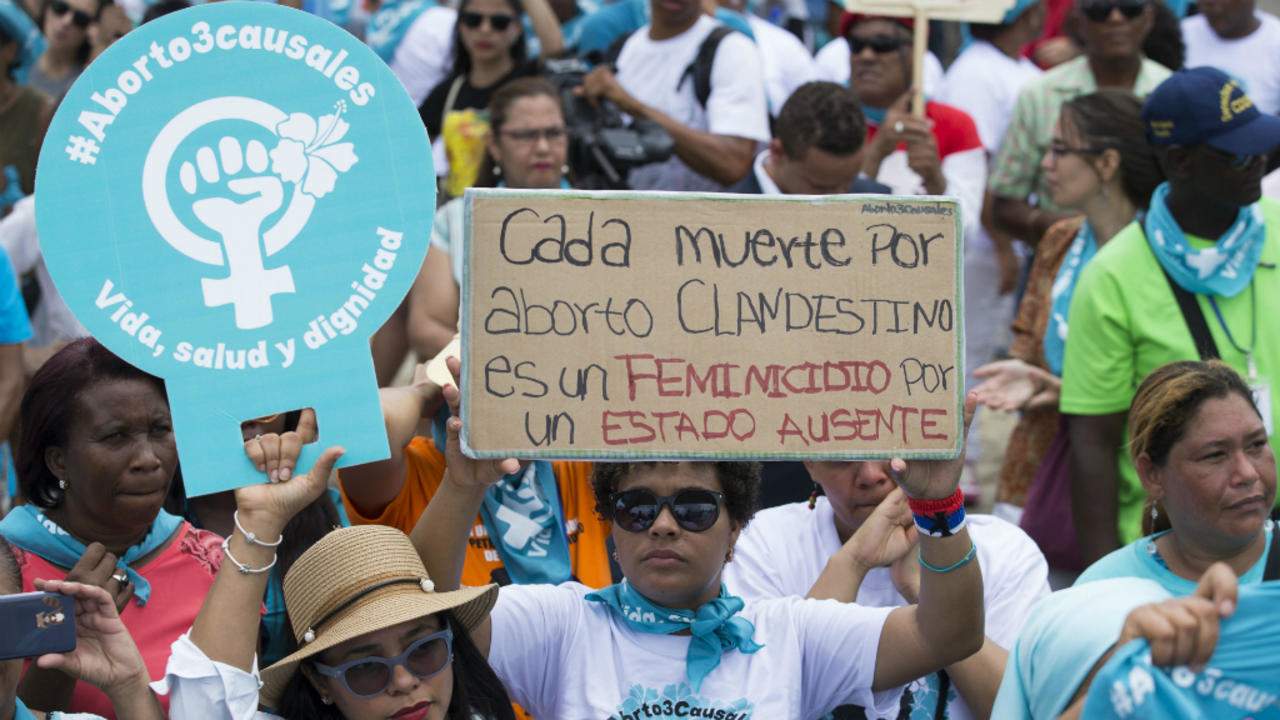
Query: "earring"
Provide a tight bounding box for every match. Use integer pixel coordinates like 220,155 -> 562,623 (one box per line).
725,548 -> 735,563
807,483 -> 819,510
320,694 -> 333,706
493,165 -> 502,177
58,479 -> 68,490
561,164 -> 570,175
611,550 -> 619,563
1150,504 -> 1158,524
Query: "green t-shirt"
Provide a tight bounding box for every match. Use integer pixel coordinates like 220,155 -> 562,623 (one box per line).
1059,198 -> 1280,543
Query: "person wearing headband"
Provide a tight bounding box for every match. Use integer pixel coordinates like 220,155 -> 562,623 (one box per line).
411,358 -> 986,718
161,446 -> 516,720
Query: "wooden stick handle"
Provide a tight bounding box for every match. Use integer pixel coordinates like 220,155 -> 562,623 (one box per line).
912,9 -> 926,118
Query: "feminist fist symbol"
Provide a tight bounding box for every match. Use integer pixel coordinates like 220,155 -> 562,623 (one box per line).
141,97 -> 359,330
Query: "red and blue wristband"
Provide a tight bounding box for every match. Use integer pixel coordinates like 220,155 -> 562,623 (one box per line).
907,488 -> 966,538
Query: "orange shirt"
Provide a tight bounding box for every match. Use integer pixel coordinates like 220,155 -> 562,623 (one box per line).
340,437 -> 613,589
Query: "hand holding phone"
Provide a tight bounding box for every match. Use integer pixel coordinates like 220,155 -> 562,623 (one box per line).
27,578 -> 151,696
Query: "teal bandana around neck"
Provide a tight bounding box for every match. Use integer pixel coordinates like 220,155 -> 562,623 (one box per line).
586,580 -> 764,692
862,104 -> 887,125
478,462 -> 572,585
1145,182 -> 1266,297
0,165 -> 24,214
13,698 -> 37,720
0,506 -> 183,606
1044,219 -> 1106,376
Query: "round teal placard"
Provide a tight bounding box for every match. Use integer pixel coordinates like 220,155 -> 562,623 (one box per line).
36,2 -> 435,495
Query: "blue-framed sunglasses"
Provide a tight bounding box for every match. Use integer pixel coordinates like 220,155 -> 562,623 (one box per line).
312,627 -> 453,698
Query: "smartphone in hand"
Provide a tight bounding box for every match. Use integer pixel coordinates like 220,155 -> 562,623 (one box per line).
0,591 -> 76,660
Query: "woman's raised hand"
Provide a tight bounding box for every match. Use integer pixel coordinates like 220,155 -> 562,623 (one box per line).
888,391 -> 978,500
233,445 -> 345,538
973,359 -> 1060,412
441,355 -> 521,491
243,408 -> 319,482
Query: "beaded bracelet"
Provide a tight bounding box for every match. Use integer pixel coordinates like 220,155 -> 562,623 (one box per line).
917,540 -> 977,573
234,510 -> 283,547
221,537 -> 278,575
907,487 -> 966,538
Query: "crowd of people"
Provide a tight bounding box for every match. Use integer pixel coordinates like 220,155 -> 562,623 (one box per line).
2,0 -> 1280,717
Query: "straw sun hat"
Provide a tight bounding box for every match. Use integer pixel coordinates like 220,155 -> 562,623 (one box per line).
259,525 -> 498,706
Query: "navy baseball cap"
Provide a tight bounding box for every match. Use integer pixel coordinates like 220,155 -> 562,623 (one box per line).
1142,67 -> 1280,156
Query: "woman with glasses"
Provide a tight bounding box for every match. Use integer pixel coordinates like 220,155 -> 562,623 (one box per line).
409,358 -> 986,717
418,0 -> 562,200
972,89 -> 1163,572
161,447 -> 518,720
28,0 -> 104,103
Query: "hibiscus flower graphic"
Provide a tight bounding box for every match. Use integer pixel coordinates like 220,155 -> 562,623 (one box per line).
269,101 -> 359,198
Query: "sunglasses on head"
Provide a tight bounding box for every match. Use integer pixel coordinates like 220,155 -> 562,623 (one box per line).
49,0 -> 92,29
1080,0 -> 1148,22
847,34 -> 908,55
611,488 -> 725,533
459,11 -> 515,31
312,627 -> 453,698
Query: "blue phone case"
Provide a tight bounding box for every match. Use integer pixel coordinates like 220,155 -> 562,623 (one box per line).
0,591 -> 76,660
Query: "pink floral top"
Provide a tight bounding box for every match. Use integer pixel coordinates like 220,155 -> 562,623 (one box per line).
11,522 -> 223,719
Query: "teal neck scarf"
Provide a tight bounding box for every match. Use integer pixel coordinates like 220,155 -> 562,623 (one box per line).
0,505 -> 183,606
12,698 -> 37,720
478,461 -> 572,585
586,580 -> 764,691
1145,182 -> 1266,297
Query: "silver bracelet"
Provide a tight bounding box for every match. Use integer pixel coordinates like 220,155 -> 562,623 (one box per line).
221,537 -> 278,575
234,510 -> 283,547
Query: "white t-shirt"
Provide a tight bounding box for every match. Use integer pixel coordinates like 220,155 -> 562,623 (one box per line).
616,16 -> 770,191
724,499 -> 1051,720
488,581 -> 904,719
1182,12 -> 1280,116
814,39 -> 944,97
0,196 -> 86,347
389,5 -> 458,107
934,40 -> 1041,155
745,15 -> 818,117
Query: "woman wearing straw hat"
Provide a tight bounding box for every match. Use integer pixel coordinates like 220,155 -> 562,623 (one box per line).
410,359 -> 987,718
158,446 -> 517,720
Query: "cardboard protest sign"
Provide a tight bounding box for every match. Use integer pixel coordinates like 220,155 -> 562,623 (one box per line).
35,2 -> 434,496
461,189 -> 963,461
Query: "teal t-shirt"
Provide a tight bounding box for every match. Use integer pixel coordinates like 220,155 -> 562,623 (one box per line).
1060,198 -> 1280,543
1081,581 -> 1280,719
1076,527 -> 1273,596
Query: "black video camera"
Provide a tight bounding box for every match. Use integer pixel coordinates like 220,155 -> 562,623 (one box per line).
543,56 -> 674,189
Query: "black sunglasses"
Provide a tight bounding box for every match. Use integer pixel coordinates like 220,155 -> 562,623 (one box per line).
611,488 -> 725,533
49,0 -> 92,28
1081,0 -> 1148,22
459,11 -> 515,31
847,34 -> 908,55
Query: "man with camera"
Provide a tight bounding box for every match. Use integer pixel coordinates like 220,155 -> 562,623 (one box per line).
577,0 -> 769,192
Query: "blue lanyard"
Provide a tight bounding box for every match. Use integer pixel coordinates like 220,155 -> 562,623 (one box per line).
1207,281 -> 1257,379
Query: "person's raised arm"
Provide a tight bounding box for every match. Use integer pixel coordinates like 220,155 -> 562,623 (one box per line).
188,446 -> 345,670
578,68 -> 756,187
406,246 -> 460,362
991,194 -> 1076,247
523,0 -> 564,58
973,359 -> 1061,413
409,357 -> 518,657
337,364 -> 443,518
1067,411 -> 1127,565
31,579 -> 165,720
872,392 -> 985,691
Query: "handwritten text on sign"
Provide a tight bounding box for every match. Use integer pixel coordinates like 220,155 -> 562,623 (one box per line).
461,190 -> 962,459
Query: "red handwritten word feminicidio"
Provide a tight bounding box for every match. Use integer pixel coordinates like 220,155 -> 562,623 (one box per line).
616,354 -> 892,401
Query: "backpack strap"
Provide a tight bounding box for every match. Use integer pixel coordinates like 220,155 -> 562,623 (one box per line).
599,29 -> 632,68
1160,263 -> 1220,361
677,24 -> 735,108
1263,522 -> 1280,581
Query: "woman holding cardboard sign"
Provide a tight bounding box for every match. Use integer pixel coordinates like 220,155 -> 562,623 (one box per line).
408,356 -> 985,717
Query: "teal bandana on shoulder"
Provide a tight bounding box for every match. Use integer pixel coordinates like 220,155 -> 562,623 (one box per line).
0,505 -> 183,606
1,165 -> 24,214
13,698 -> 37,720
1145,182 -> 1266,297
586,580 -> 764,692
478,461 -> 572,585
1043,219 -> 1103,376
366,0 -> 436,61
